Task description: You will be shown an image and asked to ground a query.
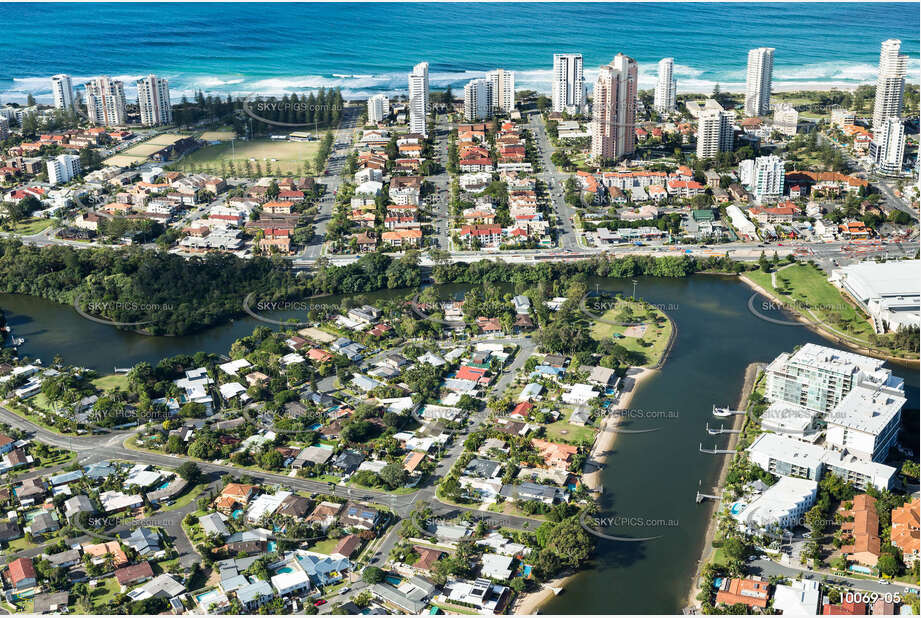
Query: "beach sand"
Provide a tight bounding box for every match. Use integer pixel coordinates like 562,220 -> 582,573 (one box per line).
513,574 -> 577,615
583,366 -> 656,493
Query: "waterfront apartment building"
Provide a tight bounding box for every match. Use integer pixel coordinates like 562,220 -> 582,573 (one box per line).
744,47 -> 774,117
552,53 -> 585,114
408,62 -> 429,137
464,79 -> 493,121
137,75 -> 172,126
367,94 -> 390,124
872,39 -> 908,134
870,116 -> 905,176
695,100 -> 733,159
51,74 -> 74,110
764,343 -> 906,462
590,54 -> 637,162
84,76 -> 127,126
0,117 -> 8,141
653,57 -> 677,113
747,433 -> 897,491
47,154 -> 81,185
731,476 -> 818,533
486,69 -> 515,113
831,108 -> 856,128
739,155 -> 784,202
764,343 -> 891,414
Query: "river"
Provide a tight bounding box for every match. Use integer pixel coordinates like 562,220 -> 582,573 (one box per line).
1,276 -> 917,614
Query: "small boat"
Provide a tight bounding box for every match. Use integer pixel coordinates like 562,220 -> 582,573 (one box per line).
11,337 -> 24,346
712,405 -> 732,417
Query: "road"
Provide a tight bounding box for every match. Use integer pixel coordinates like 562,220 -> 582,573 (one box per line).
527,111 -> 579,250
296,105 -> 361,260
749,557 -> 919,598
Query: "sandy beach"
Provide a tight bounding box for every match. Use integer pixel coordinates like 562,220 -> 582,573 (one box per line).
512,574 -> 577,615
582,366 -> 656,493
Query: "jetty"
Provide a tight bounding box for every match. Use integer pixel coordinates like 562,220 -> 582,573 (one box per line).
699,443 -> 735,455
706,421 -> 742,435
712,405 -> 745,417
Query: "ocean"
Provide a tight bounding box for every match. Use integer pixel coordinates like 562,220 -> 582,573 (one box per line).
0,2 -> 918,103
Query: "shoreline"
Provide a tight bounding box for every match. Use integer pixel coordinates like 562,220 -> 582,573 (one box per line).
738,274 -> 920,368
582,366 -> 656,493
684,362 -> 763,611
512,573 -> 577,616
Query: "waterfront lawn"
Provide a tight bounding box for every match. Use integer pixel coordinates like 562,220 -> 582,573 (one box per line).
589,298 -> 673,367
91,373 -> 130,392
543,409 -> 598,445
746,264 -> 875,344
173,138 -> 320,176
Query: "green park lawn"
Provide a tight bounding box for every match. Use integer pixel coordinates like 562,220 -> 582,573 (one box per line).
91,373 -> 130,392
11,218 -> 53,235
589,298 -> 673,367
174,138 -> 320,175
745,264 -> 876,344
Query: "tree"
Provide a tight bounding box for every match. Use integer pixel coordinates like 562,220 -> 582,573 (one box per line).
877,553 -> 900,577
176,461 -> 201,484
362,566 -> 385,584
379,462 -> 406,490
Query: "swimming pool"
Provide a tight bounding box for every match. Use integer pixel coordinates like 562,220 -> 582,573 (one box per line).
268,541 -> 277,553
232,509 -> 244,520
276,566 -> 294,574
729,502 -> 746,515
157,480 -> 171,490
849,565 -> 873,575
384,575 -> 402,586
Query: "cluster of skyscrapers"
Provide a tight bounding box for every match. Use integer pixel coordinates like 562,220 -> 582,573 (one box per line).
463,69 -> 515,121
50,73 -> 172,126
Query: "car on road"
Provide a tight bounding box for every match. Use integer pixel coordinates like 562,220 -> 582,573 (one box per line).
314,599 -> 327,607
339,587 -> 350,594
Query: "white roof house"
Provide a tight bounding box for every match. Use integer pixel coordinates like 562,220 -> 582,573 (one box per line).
99,490 -> 143,513
773,579 -> 820,614
479,553 -> 514,580
830,259 -> 920,331
218,358 -> 251,376
219,382 -> 248,400
246,491 -> 292,524
561,383 -> 599,405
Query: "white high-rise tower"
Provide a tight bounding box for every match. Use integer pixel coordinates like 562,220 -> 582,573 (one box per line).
136,75 -> 172,126
486,69 -> 515,113
367,94 -> 390,124
744,47 -> 774,117
51,74 -> 74,110
654,58 -> 677,113
464,79 -> 493,121
84,76 -> 127,126
871,39 -> 908,134
408,62 -> 430,137
552,53 -> 585,114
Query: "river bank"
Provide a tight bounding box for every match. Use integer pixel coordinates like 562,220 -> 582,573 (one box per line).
512,573 -> 577,615
684,361 -> 763,611
582,366 -> 656,493
738,274 -> 919,368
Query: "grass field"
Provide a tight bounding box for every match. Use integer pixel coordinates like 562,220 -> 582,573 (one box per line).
199,130 -> 237,141
589,298 -> 673,367
92,373 -> 130,392
543,408 -> 598,444
745,264 -> 876,345
174,138 -> 320,175
105,133 -> 187,167
10,218 -> 53,235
